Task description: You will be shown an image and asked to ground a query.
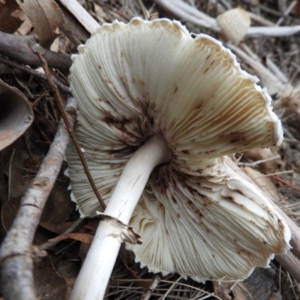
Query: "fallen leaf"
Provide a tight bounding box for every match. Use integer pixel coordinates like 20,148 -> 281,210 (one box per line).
48,232 -> 94,244
1,142 -> 38,200
16,15 -> 32,35
41,174 -> 75,224
39,221 -> 79,234
0,0 -> 23,33
16,0 -> 64,47
34,256 -> 68,300
0,79 -> 33,151
55,260 -> 79,279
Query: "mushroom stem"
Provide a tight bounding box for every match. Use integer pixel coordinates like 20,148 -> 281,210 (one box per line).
70,134 -> 172,300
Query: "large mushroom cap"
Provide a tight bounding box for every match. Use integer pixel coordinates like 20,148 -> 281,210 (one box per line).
67,18 -> 290,281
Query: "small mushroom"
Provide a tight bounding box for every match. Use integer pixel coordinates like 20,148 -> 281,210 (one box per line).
217,7 -> 251,44
66,18 -> 290,299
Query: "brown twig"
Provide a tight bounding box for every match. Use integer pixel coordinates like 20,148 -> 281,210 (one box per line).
36,52 -> 106,209
0,32 -> 72,71
271,174 -> 300,194
39,218 -> 84,251
0,97 -> 77,300
0,56 -> 70,94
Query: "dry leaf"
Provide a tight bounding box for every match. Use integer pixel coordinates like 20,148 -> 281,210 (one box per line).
49,232 -> 94,244
16,0 -> 64,47
16,15 -> 32,35
1,142 -> 39,200
41,175 -> 74,224
217,7 -> 251,44
0,79 -> 33,151
34,256 -> 68,300
0,0 -> 23,33
39,221 -> 79,234
94,3 -> 107,20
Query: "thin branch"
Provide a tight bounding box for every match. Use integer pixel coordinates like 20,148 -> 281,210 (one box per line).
0,32 -> 71,71
0,97 -> 77,300
39,218 -> 84,250
0,56 -> 70,94
37,52 -> 106,209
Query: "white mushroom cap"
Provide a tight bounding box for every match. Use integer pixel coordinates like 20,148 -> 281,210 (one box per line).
217,8 -> 251,44
66,18 -> 290,281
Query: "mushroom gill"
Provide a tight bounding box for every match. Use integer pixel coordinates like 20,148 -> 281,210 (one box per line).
66,17 -> 290,284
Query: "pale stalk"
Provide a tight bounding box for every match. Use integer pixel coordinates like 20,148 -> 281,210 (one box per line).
155,0 -> 300,38
70,134 -> 172,300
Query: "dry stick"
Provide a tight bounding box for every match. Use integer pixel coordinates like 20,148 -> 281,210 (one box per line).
0,56 -> 70,94
37,52 -> 106,209
0,97 -> 77,300
276,251 -> 300,283
271,175 -> 300,194
39,218 -> 84,251
0,32 -> 71,71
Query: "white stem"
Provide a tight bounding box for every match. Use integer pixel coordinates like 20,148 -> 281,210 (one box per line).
247,25 -> 300,37
154,0 -> 219,30
70,135 -> 171,300
155,0 -> 300,38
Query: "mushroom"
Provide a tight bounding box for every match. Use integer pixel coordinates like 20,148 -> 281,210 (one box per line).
66,18 -> 291,299
217,7 -> 251,44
